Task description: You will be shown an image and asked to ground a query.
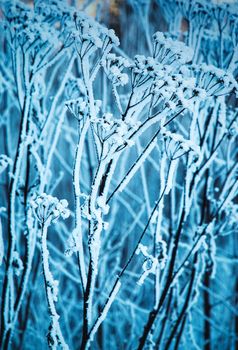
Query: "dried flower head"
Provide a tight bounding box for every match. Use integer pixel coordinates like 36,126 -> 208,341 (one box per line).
30,193 -> 70,225
153,32 -> 194,65
102,53 -> 130,86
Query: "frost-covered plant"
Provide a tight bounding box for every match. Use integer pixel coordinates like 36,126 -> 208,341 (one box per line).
102,53 -> 131,86
0,0 -> 238,350
0,154 -> 12,174
31,194 -> 70,225
31,194 -> 70,349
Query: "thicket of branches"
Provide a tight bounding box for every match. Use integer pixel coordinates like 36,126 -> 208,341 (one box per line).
0,0 -> 238,349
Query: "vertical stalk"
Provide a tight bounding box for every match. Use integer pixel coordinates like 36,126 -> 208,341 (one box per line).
41,221 -> 68,350
0,91 -> 31,348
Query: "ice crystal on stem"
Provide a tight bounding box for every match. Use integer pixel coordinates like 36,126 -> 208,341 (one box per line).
0,155 -> 12,174
136,244 -> 159,286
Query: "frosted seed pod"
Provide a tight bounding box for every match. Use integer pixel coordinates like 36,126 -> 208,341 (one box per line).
142,258 -> 153,271
30,194 -> 70,225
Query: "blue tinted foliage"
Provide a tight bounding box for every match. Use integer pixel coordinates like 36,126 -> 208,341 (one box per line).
0,0 -> 238,349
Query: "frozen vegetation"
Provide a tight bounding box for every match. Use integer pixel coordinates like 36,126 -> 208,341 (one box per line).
0,0 -> 238,349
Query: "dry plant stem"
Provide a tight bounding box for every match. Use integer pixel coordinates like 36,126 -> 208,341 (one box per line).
3,212 -> 37,348
41,220 -> 68,350
83,180 -> 170,349
73,118 -> 90,293
0,91 -> 31,348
